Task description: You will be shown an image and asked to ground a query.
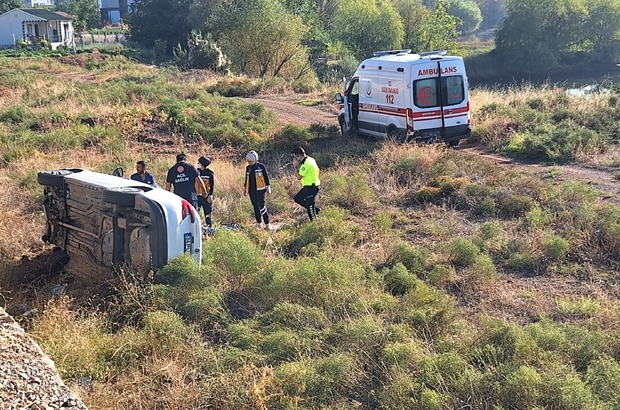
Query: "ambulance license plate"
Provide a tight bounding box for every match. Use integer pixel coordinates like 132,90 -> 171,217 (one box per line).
184,233 -> 192,253
421,130 -> 442,139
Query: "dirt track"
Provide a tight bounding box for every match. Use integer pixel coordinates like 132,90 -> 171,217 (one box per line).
243,96 -> 339,128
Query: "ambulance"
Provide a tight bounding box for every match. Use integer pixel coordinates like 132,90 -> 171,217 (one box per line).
335,49 -> 471,145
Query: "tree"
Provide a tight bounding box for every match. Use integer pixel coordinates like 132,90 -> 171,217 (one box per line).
415,0 -> 460,53
127,0 -> 193,52
331,0 -> 404,60
55,0 -> 101,32
0,0 -> 21,14
214,0 -> 310,78
446,0 -> 482,34
393,0 -> 430,51
495,0 -> 589,73
584,0 -> 620,61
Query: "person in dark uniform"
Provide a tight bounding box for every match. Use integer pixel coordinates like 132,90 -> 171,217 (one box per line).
130,161 -> 157,187
196,156 -> 214,227
244,150 -> 272,230
165,153 -> 206,210
291,146 -> 321,221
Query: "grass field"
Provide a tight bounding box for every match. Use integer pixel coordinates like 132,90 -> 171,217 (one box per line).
2,53 -> 620,409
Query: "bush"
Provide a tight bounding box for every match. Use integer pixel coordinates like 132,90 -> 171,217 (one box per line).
383,263 -> 420,296
543,235 -> 570,260
270,124 -> 312,148
386,242 -> 430,276
447,237 -> 481,267
207,77 -> 262,97
323,173 -> 376,214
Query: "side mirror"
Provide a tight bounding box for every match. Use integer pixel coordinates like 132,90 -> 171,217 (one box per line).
335,92 -> 343,104
112,167 -> 124,178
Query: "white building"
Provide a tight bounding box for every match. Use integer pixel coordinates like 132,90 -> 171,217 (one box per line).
0,8 -> 74,49
22,0 -> 55,7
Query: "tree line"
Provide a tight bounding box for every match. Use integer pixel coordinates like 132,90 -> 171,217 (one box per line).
126,0 -> 501,82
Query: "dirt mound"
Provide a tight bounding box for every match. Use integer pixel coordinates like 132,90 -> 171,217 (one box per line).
58,52 -> 109,68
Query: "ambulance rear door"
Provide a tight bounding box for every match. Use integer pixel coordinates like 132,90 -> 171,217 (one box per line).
410,58 -> 469,142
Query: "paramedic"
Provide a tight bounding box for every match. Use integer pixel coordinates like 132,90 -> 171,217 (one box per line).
291,146 -> 321,221
196,156 -> 214,227
244,150 -> 272,230
165,153 -> 206,210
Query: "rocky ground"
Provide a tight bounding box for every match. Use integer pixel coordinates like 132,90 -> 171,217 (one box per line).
0,308 -> 87,410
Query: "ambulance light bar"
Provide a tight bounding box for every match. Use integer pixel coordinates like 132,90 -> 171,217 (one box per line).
373,49 -> 412,57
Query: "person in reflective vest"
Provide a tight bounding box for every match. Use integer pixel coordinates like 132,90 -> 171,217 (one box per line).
291,146 -> 321,221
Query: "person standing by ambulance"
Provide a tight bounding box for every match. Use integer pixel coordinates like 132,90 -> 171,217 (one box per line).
291,146 -> 321,221
244,150 -> 272,230
165,153 -> 206,210
196,156 -> 214,227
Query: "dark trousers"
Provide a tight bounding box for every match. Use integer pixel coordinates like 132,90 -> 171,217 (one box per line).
294,185 -> 320,221
198,196 -> 213,226
249,190 -> 269,224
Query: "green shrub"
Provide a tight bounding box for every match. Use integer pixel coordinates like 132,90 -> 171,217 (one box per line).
372,211 -> 394,231
207,77 -> 262,97
323,173 -> 376,214
496,192 -> 535,218
543,235 -> 569,260
285,207 -> 355,256
426,264 -> 456,287
500,365 -> 543,409
469,254 -> 497,285
259,329 -> 304,364
0,105 -> 30,124
259,302 -> 328,330
386,242 -> 430,276
206,229 -> 264,291
383,263 -> 420,296
585,355 -> 620,405
526,206 -> 552,228
379,371 -> 419,409
381,341 -> 425,369
447,237 -> 481,267
556,297 -> 600,320
142,310 -> 195,350
270,124 -> 312,148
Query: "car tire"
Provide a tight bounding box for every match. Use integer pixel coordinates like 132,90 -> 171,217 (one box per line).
103,187 -> 144,206
37,169 -> 74,187
47,250 -> 69,275
447,140 -> 460,147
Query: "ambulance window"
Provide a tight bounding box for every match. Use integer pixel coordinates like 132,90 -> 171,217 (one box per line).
351,81 -> 359,96
442,76 -> 464,105
414,79 -> 438,108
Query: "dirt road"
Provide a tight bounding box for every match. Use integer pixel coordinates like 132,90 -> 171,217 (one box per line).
243,96 -> 339,128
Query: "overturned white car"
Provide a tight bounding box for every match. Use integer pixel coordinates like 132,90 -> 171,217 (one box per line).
38,168 -> 202,276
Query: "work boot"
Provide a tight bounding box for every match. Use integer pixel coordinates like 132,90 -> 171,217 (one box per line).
254,222 -> 262,229
264,223 -> 273,231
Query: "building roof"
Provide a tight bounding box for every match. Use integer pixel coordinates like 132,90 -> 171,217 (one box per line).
20,8 -> 73,21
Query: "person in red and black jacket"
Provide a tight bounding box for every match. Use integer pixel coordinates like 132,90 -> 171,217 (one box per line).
244,150 -> 273,230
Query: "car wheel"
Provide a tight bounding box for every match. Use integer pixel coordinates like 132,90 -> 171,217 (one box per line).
47,250 -> 69,275
447,140 -> 460,147
103,187 -> 144,206
37,169 -> 74,187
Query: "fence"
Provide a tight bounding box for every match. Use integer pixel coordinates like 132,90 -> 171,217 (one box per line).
75,33 -> 126,49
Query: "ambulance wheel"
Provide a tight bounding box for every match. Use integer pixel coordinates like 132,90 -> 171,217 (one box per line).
386,127 -> 404,143
103,187 -> 146,206
37,169 -> 74,187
